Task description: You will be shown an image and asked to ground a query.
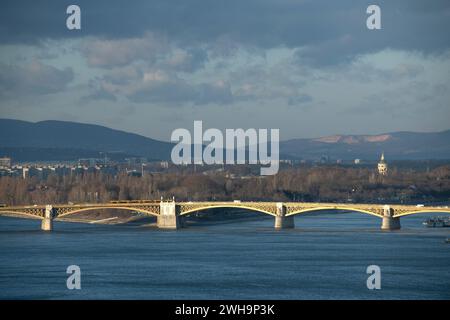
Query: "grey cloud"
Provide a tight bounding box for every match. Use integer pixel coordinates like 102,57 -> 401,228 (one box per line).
0,61 -> 74,98
378,64 -> 425,80
84,51 -> 214,104
1,0 -> 449,68
80,34 -> 208,73
81,87 -> 117,103
294,35 -> 358,67
165,47 -> 208,72
340,59 -> 426,83
227,61 -> 309,103
93,65 -> 234,106
128,79 -> 233,106
1,0 -> 449,139
288,94 -> 313,106
102,65 -> 144,85
432,83 -> 449,96
80,34 -> 169,68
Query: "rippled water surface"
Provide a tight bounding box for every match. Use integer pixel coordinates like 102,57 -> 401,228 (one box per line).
0,212 -> 449,299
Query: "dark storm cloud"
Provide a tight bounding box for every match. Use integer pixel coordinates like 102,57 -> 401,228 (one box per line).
1,0 -> 449,65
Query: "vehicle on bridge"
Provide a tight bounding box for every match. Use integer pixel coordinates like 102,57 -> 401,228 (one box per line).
109,200 -> 160,204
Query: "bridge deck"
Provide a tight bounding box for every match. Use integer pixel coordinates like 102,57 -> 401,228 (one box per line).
1,201 -> 449,219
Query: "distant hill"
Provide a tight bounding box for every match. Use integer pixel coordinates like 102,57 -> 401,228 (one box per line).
0,119 -> 449,162
0,119 -> 173,161
280,131 -> 450,160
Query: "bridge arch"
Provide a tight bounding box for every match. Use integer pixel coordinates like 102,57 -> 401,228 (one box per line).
286,206 -> 383,218
0,210 -> 44,220
179,205 -> 277,217
57,206 -> 160,218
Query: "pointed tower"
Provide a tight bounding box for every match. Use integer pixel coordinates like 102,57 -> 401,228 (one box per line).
377,152 -> 388,175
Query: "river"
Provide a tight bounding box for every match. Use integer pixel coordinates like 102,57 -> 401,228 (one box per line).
0,211 -> 449,299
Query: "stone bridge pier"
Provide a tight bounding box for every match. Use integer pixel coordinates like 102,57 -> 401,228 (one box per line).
41,205 -> 54,231
274,203 -> 295,229
381,205 -> 401,230
157,201 -> 181,229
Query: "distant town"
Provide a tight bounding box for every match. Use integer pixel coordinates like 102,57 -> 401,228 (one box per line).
0,153 -> 442,179
0,155 -> 168,179
0,153 -> 449,206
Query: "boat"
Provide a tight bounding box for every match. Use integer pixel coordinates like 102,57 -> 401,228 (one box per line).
423,217 -> 450,228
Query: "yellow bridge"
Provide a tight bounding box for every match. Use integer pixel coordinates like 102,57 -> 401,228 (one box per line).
1,200 -> 449,231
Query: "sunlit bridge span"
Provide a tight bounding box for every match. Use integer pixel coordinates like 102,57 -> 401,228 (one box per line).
1,200 -> 449,231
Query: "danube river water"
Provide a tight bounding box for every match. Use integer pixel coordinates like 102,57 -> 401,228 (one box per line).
0,211 -> 449,300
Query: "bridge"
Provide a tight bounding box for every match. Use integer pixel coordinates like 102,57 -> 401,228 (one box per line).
1,200 -> 449,231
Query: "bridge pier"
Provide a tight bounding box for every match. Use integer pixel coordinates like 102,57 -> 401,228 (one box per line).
157,201 -> 181,229
274,203 -> 295,229
381,205 -> 401,230
41,205 -> 54,231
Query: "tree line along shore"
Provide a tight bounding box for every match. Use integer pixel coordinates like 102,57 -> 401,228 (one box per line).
1,165 -> 449,206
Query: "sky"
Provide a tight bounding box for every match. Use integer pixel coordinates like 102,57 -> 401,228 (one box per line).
0,0 -> 449,141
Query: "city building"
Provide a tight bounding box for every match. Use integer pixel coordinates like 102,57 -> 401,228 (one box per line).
78,158 -> 105,167
377,152 -> 388,175
0,157 -> 12,168
126,157 -> 147,166
160,161 -> 169,169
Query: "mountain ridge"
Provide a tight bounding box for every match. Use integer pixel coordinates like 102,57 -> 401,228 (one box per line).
0,118 -> 173,161
1,118 -> 450,161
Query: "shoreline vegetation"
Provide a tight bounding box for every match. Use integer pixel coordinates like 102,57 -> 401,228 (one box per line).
0,165 -> 450,207
1,165 -> 449,227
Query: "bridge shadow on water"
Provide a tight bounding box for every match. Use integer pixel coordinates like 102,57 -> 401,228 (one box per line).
182,207 -> 271,226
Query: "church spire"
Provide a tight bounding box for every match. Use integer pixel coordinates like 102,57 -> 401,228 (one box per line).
378,152 -> 388,175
